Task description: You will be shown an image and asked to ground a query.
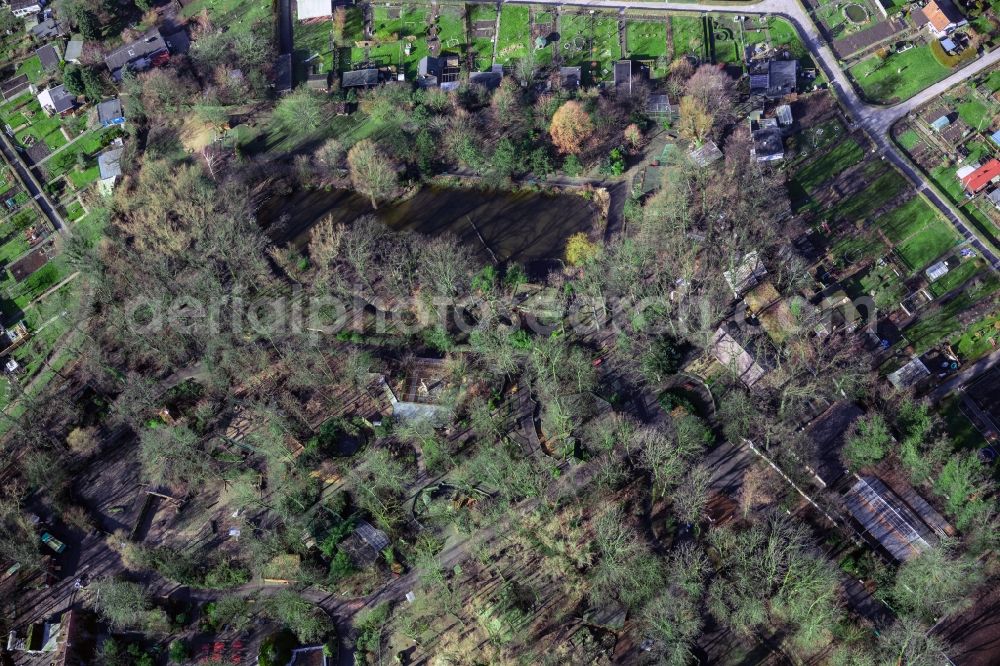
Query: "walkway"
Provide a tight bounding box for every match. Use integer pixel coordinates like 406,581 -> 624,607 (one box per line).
507,0 -> 1000,268
928,347 -> 1000,402
0,131 -> 65,233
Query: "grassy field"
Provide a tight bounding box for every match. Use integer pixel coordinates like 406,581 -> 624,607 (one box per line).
958,99 -> 992,130
850,47 -> 950,103
671,16 -> 707,62
11,99 -> 69,152
832,169 -> 909,223
902,272 -> 1000,353
15,55 -> 43,84
793,139 -> 864,192
179,0 -> 271,37
559,13 -> 621,83
929,258 -> 981,297
897,129 -> 920,151
894,216 -> 959,270
878,197 -> 942,244
953,310 -> 1000,360
627,21 -> 667,61
497,5 -> 530,65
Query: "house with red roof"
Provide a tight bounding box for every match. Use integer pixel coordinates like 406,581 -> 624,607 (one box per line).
960,158 -> 1000,195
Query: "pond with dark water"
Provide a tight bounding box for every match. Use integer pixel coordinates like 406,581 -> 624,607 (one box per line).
259,186 -> 599,273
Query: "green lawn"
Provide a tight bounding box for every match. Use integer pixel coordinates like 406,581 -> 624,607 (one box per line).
958,99 -> 992,130
435,9 -> 466,51
559,14 -> 622,83
897,129 -> 921,151
953,310 -> 1000,360
878,197 -> 941,244
894,216 -> 959,270
179,0 -> 271,38
497,5 -> 530,65
15,55 -> 43,84
64,201 -> 85,222
67,163 -> 100,190
929,258 -> 981,297
372,5 -> 428,41
793,139 -> 864,192
832,169 -> 909,223
12,100 -> 69,152
627,20 -> 667,59
850,46 -> 950,103
671,16 -> 707,61
902,272 -> 1000,353
985,69 -> 1000,93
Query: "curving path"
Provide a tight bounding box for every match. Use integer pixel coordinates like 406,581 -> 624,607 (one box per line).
507,0 -> 1000,268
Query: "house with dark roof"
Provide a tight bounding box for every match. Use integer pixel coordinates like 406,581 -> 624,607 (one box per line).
469,64 -> 504,90
98,142 -> 124,195
614,60 -> 633,92
750,119 -> 784,162
559,66 -> 581,89
1,75 -> 33,102
36,44 -> 61,72
29,18 -> 65,40
64,40 -> 83,64
417,54 -> 460,90
689,140 -> 723,167
104,29 -> 169,80
341,67 -> 380,89
914,0 -> 967,38
960,158 -> 1000,195
10,0 -> 42,18
37,84 -> 75,116
97,98 -> 125,127
766,60 -> 797,98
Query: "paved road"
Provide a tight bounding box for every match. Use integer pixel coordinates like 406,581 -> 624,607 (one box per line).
508,0 -> 1000,268
928,347 -> 1000,402
0,130 -> 65,234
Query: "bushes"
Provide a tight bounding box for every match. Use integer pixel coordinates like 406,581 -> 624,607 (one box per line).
930,40 -> 977,68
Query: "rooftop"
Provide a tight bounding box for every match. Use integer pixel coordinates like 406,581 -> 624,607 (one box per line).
36,44 -> 61,71
960,158 -> 1000,193
297,0 -> 332,20
844,475 -> 936,562
98,146 -> 124,181
104,29 -> 168,74
341,68 -> 380,88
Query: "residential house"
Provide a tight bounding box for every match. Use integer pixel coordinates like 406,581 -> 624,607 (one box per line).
417,54 -> 460,90
37,84 -> 75,116
0,320 -> 28,356
960,158 -> 1000,195
689,140 -> 723,167
750,118 -> 784,162
914,0 -> 967,38
1,74 -> 33,102
97,98 -> 125,127
559,66 -> 581,89
36,44 -> 61,72
104,28 -> 169,80
29,18 -> 65,40
469,64 -> 504,90
341,67 -> 380,89
9,0 -> 42,18
63,40 -> 83,64
297,0 -> 333,20
988,188 -> 1000,209
750,60 -> 798,98
97,142 -> 124,195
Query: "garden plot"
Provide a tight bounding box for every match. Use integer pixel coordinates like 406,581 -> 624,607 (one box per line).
626,20 -> 668,75
877,197 -> 960,272
671,16 -> 708,62
559,13 -> 622,84
3,98 -> 72,157
850,46 -> 950,103
496,5 -> 531,65
179,0 -> 272,39
530,10 -> 555,67
469,4 -> 497,69
814,0 -> 880,41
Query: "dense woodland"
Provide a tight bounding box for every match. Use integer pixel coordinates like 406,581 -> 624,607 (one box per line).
0,4 -> 997,665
